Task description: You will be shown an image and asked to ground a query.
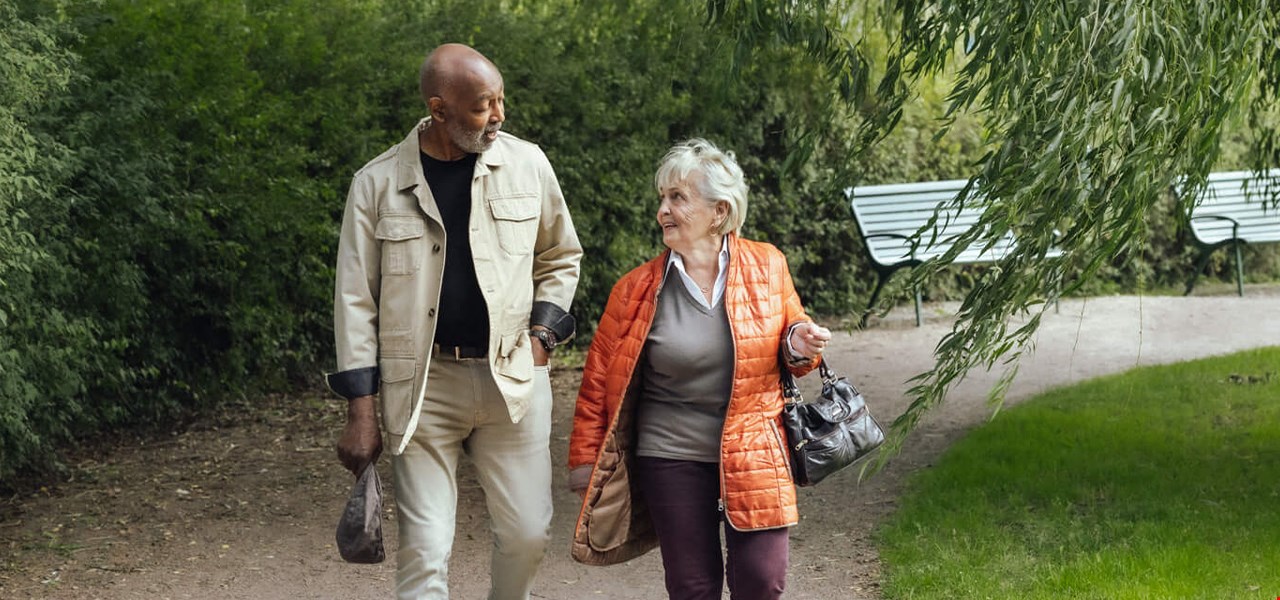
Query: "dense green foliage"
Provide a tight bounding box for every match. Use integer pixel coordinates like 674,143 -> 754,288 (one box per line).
879,347 -> 1280,599
1,0 -> 87,479
0,0 -> 1276,481
2,0 -> 403,481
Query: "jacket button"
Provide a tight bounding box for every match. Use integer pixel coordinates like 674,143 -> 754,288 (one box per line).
432,244 -> 441,253
428,308 -> 436,317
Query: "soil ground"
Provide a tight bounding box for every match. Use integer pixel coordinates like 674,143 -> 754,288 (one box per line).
2,285 -> 1278,599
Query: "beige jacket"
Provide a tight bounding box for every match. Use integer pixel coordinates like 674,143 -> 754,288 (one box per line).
328,120 -> 582,455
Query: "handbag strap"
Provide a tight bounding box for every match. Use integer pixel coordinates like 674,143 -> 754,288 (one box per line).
817,357 -> 835,381
779,355 -> 802,402
781,356 -> 836,403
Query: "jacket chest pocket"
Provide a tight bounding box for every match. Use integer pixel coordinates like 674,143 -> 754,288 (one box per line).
487,193 -> 539,256
375,216 -> 425,275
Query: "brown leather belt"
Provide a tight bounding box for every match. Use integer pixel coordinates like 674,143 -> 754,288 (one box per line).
433,343 -> 486,360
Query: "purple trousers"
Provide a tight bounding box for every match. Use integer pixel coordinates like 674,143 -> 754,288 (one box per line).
635,456 -> 790,600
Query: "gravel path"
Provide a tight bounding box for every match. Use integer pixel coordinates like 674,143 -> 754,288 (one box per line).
3,287 -> 1277,599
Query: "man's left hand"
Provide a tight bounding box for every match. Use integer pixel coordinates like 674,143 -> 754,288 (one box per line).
530,331 -> 550,366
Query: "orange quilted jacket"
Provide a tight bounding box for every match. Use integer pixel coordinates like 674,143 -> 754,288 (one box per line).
568,234 -> 819,565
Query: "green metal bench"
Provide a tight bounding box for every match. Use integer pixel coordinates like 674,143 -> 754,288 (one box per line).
1183,169 -> 1280,296
847,179 -> 1059,326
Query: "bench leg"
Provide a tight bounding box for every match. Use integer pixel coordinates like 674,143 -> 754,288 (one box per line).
1184,246 -> 1217,296
914,286 -> 922,327
1233,241 -> 1245,297
860,266 -> 901,327
861,271 -> 894,327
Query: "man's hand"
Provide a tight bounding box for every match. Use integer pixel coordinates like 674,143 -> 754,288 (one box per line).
337,394 -> 382,475
530,328 -> 551,367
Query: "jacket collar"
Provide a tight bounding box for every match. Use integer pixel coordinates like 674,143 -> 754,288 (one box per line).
651,233 -> 741,282
395,118 -> 507,192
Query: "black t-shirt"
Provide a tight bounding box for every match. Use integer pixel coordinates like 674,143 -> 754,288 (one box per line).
420,151 -> 488,348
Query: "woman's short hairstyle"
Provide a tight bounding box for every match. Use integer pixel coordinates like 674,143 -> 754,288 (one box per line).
654,138 -> 748,235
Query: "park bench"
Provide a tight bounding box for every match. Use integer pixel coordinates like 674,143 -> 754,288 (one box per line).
846,179 -> 1059,326
1183,168 -> 1280,296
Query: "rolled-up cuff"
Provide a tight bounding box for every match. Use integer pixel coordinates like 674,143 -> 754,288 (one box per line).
326,366 -> 379,400
783,322 -> 811,366
530,301 -> 576,342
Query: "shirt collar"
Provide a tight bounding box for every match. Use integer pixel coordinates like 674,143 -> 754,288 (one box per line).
665,236 -> 731,308
666,235 -> 730,270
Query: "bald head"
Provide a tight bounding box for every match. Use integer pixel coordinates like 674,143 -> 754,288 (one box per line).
419,43 -> 501,104
417,43 -> 506,159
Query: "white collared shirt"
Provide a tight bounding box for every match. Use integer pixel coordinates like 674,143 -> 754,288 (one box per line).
667,236 -> 730,309
666,236 -> 808,360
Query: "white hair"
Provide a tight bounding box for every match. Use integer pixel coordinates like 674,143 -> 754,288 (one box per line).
654,138 -> 748,235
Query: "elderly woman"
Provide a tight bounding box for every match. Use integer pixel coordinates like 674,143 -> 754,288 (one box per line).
567,139 -> 832,599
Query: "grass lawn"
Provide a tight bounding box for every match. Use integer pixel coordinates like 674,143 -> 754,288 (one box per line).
879,346 -> 1280,599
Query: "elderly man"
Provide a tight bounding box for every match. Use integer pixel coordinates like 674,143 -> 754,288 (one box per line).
326,43 -> 582,599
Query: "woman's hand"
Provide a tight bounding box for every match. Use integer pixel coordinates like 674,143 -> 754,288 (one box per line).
789,322 -> 832,359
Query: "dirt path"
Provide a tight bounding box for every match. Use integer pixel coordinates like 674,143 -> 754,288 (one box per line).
3,288 -> 1278,599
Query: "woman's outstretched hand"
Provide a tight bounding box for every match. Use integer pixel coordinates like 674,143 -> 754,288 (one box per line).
789,322 -> 832,359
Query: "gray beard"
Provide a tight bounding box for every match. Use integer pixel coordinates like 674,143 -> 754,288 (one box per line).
448,121 -> 494,154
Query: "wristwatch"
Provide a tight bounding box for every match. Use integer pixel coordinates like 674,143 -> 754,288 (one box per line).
529,328 -> 558,352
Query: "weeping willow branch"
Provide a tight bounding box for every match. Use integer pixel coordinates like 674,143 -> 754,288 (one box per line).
1250,2 -> 1280,200
706,0 -> 1276,471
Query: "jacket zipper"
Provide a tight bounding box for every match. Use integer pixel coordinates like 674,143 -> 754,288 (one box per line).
717,237 -> 797,531
719,245 -> 737,531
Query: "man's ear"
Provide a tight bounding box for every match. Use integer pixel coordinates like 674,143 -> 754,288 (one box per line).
427,96 -> 446,122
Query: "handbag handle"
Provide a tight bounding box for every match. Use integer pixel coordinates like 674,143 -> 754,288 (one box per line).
780,365 -> 802,402
780,356 -> 836,403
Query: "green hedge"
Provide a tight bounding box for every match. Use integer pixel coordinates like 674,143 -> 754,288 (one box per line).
1,0 -> 87,480
0,0 -> 1275,483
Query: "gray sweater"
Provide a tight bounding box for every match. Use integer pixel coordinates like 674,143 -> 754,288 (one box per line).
636,268 -> 735,463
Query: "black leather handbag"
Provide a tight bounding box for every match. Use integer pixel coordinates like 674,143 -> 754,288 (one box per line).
780,358 -> 885,486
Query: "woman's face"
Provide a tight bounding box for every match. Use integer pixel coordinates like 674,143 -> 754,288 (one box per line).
656,178 -> 726,254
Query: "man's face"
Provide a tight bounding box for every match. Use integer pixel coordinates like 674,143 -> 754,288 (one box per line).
441,70 -> 505,155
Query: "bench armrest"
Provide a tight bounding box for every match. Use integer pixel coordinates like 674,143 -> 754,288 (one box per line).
1189,214 -> 1240,226
862,232 -> 921,263
1188,214 -> 1242,246
865,233 -> 914,242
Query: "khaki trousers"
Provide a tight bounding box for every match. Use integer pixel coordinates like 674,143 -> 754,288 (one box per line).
392,356 -> 553,600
